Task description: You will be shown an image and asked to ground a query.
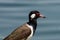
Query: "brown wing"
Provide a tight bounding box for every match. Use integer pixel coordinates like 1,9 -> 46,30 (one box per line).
3,24 -> 31,40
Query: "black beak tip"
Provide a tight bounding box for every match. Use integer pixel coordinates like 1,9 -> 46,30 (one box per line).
43,16 -> 46,18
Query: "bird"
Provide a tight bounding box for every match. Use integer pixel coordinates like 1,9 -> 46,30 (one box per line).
3,10 -> 46,40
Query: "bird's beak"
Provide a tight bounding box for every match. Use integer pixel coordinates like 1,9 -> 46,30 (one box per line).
39,14 -> 46,18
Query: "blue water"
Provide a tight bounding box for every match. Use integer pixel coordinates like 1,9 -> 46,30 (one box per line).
0,0 -> 60,40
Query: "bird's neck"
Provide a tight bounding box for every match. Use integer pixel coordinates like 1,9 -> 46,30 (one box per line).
27,19 -> 37,35
29,19 -> 37,25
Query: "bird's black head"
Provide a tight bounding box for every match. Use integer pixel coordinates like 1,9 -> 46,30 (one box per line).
29,10 -> 46,21
27,10 -> 46,34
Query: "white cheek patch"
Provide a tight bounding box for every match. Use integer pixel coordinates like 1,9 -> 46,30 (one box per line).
30,14 -> 35,18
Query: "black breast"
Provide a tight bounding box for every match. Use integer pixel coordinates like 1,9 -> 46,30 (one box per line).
27,20 -> 37,35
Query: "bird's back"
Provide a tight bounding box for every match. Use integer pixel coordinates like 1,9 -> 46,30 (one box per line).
3,23 -> 31,40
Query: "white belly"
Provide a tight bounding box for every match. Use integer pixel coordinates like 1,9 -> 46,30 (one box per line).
26,24 -> 33,40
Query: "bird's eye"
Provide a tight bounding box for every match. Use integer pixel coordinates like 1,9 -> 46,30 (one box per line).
30,14 -> 35,18
36,13 -> 40,17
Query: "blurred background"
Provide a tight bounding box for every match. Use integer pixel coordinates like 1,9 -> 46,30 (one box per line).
0,0 -> 60,40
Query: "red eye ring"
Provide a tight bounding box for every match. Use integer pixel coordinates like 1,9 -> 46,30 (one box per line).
36,13 -> 40,17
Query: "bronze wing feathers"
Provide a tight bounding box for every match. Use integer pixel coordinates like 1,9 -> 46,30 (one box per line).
3,24 -> 31,40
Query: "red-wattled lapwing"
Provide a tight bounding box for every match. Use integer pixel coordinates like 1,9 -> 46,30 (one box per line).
3,10 -> 46,40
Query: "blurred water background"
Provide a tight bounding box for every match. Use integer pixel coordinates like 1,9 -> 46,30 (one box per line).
0,0 -> 60,40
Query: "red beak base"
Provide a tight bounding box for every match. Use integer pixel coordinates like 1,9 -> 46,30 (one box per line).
39,14 -> 46,18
